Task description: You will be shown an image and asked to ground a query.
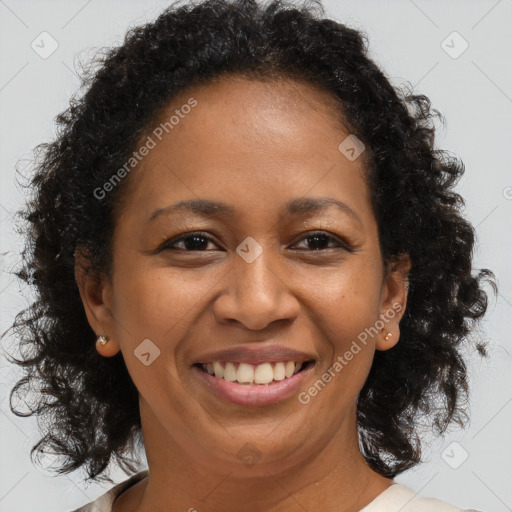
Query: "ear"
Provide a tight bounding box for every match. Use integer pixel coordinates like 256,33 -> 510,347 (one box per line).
74,246 -> 120,357
375,253 -> 411,351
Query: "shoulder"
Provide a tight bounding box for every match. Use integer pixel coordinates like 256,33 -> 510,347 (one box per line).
360,483 -> 484,512
69,469 -> 149,512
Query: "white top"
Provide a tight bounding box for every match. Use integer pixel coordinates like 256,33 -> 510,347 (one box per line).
71,469 -> 483,511
360,482 -> 482,512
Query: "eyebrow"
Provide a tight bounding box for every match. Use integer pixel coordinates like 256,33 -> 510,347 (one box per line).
147,197 -> 362,225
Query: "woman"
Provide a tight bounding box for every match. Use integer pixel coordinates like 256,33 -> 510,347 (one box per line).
4,0 -> 495,510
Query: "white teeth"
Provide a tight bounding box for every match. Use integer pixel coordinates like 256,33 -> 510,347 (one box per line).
224,362 -> 237,381
254,362 -> 274,384
273,362 -> 286,381
213,361 -> 224,379
201,360 -> 308,385
285,361 -> 295,378
236,363 -> 254,383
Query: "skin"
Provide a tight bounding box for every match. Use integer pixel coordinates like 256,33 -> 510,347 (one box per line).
75,76 -> 411,512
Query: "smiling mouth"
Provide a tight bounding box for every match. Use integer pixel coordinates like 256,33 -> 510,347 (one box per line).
194,360 -> 315,385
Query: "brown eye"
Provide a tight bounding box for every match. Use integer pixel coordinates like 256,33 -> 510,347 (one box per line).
158,232 -> 219,252
156,230 -> 352,253
291,232 -> 352,251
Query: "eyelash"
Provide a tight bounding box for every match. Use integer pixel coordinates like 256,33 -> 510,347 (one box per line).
156,231 -> 353,253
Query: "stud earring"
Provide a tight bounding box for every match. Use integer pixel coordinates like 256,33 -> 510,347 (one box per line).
385,332 -> 392,341
97,335 -> 109,346
95,334 -> 120,357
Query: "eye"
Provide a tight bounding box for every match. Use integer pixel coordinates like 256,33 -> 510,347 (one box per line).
158,232 -> 219,252
155,230 -> 352,253
291,231 -> 351,251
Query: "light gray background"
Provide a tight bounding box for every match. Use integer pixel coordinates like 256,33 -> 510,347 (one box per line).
0,1 -> 511,511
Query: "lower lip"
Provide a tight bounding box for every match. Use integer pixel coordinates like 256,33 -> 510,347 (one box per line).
192,364 -> 313,407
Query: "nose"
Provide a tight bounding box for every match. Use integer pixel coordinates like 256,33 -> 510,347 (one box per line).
211,248 -> 300,331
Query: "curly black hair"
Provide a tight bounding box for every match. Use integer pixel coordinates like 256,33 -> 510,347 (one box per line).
2,0 -> 497,485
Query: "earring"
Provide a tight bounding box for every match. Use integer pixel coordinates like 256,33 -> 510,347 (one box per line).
95,334 -> 120,357
385,332 -> 392,341
97,335 -> 109,346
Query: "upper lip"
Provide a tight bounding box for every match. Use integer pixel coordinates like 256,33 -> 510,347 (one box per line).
193,345 -> 316,365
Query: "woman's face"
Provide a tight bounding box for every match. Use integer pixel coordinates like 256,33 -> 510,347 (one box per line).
78,76 -> 409,476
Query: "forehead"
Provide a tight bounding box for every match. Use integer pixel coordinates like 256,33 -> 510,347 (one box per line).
118,76 -> 372,226
172,75 -> 350,143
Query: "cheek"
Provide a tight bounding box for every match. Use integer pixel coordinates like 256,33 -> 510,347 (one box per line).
294,258 -> 382,400
330,283 -> 382,348
294,257 -> 383,344
111,263 -> 223,344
